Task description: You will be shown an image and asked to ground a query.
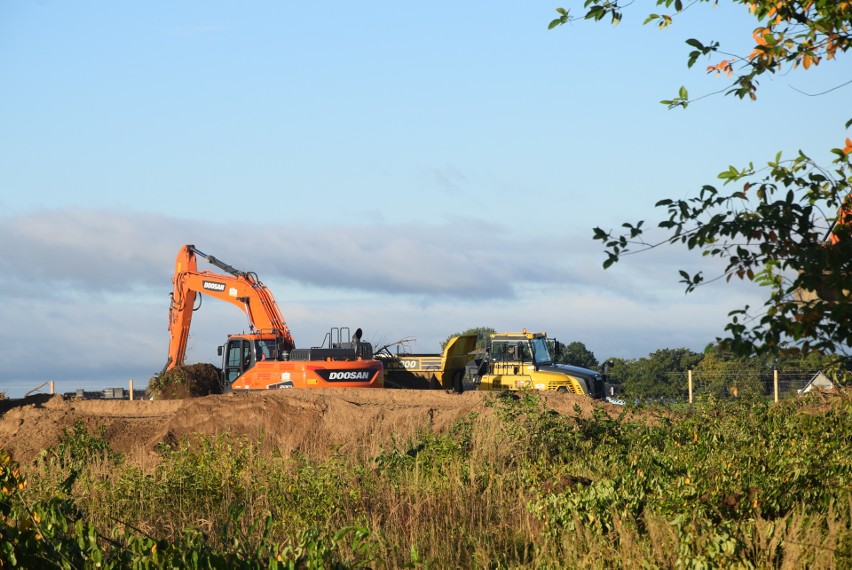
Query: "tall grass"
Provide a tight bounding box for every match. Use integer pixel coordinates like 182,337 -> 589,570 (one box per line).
5,391 -> 852,568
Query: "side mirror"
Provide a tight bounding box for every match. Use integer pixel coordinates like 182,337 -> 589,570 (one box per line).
217,346 -> 223,357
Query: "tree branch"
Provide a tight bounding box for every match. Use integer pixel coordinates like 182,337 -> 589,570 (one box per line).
788,77 -> 852,97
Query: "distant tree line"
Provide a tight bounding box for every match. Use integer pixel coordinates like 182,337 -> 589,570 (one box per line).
605,345 -> 839,401
445,327 -> 841,401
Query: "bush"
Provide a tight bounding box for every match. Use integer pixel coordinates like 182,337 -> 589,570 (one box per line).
9,391 -> 852,567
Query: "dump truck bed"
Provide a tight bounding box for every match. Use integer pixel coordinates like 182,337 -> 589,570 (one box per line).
377,334 -> 477,390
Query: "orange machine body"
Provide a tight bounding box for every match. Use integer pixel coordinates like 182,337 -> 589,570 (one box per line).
225,334 -> 384,390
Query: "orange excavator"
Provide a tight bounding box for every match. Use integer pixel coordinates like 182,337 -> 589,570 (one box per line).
165,244 -> 383,390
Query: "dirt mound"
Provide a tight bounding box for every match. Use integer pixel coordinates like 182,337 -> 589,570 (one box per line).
0,389 -> 619,468
148,363 -> 224,399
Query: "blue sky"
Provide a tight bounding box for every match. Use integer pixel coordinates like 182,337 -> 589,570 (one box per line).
1,1 -> 849,397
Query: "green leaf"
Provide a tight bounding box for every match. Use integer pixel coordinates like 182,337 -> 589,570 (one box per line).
586,5 -> 605,20
687,51 -> 700,68
685,38 -> 703,49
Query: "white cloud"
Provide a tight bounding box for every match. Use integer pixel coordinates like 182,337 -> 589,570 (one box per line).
0,207 -> 768,397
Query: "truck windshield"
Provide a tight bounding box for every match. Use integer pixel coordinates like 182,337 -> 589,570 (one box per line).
530,337 -> 553,366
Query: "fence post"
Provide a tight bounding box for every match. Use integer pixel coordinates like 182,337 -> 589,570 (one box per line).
688,369 -> 693,404
50,380 -> 54,395
129,379 -> 134,401
774,368 -> 779,403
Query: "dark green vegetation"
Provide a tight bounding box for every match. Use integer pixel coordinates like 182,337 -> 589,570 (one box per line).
556,340 -> 600,369
3,392 -> 851,568
609,344 -> 843,402
442,326 -> 495,350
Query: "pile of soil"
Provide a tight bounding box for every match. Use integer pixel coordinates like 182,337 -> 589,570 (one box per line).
147,363 -> 224,399
0,389 -> 617,468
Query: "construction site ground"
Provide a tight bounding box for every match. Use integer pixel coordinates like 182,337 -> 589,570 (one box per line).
0,389 -> 616,468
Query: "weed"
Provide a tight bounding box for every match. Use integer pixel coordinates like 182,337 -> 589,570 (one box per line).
45,418 -> 122,469
6,391 -> 852,567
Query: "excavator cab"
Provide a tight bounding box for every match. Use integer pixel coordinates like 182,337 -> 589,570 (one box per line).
220,335 -> 281,385
221,337 -> 254,385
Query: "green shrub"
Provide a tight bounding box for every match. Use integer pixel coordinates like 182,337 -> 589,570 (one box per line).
6,391 -> 852,567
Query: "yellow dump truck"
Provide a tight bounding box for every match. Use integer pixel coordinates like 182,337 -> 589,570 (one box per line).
376,334 -> 477,391
471,330 -> 606,397
378,329 -> 609,399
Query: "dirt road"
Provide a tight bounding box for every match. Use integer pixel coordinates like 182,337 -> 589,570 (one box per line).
0,389 -> 610,467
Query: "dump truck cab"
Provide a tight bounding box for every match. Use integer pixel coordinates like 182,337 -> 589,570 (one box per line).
473,330 -> 605,397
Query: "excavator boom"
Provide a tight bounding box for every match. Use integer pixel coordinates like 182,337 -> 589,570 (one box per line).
166,244 -> 295,370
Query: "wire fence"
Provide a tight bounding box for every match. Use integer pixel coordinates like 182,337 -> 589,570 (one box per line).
6,379 -> 148,401
4,371 -> 835,404
663,370 -> 833,403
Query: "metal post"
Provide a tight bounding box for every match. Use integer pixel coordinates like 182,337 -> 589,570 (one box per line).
773,368 -> 779,403
50,380 -> 54,395
688,369 -> 693,404
129,379 -> 134,401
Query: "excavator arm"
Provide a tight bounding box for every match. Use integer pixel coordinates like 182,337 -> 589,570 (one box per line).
165,244 -> 295,371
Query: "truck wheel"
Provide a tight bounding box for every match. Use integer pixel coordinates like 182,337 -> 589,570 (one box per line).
556,386 -> 568,394
452,370 -> 464,394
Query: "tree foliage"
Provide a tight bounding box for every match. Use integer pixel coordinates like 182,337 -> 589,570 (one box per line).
550,0 -> 852,368
554,340 -> 600,369
776,345 -> 841,371
694,344 -> 767,399
442,326 -> 495,350
609,348 -> 704,401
